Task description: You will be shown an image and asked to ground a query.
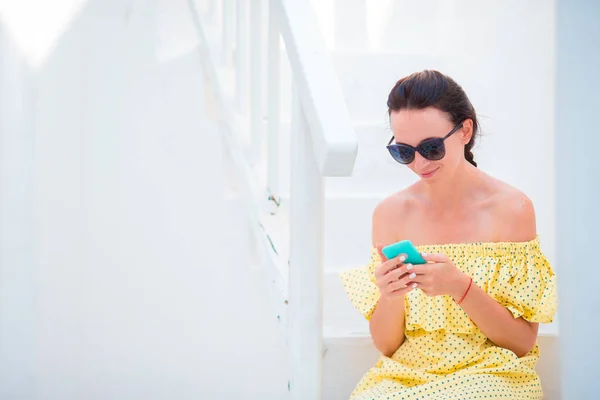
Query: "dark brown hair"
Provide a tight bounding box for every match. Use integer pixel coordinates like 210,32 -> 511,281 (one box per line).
387,70 -> 479,167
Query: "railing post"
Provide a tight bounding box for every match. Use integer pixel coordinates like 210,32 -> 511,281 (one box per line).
250,0 -> 263,160
267,0 -> 279,194
289,85 -> 324,399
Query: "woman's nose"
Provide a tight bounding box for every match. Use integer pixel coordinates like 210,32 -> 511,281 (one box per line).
413,152 -> 431,169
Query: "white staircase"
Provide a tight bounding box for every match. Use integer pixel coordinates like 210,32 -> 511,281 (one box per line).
194,0 -> 560,399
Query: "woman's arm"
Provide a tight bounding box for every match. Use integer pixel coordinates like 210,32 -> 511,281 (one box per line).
451,273 -> 538,357
456,194 -> 539,357
369,294 -> 406,357
368,199 -> 415,357
416,193 -> 540,357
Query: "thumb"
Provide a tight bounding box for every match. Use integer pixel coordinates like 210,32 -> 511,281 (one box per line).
376,242 -> 388,262
421,252 -> 449,263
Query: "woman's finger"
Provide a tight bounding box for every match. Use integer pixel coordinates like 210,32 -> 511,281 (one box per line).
404,272 -> 428,284
389,282 -> 418,297
421,252 -> 449,263
387,277 -> 408,292
376,243 -> 388,262
388,270 -> 419,291
377,268 -> 407,288
374,254 -> 407,277
405,263 -> 430,276
384,263 -> 412,282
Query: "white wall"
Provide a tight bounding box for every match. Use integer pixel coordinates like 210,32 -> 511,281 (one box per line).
0,23 -> 36,400
555,0 -> 600,397
1,0 -> 289,398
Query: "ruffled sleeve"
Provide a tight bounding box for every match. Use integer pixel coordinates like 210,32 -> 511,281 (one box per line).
487,239 -> 557,323
339,248 -> 381,320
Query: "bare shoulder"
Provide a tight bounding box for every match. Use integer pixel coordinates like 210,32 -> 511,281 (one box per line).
371,187 -> 418,246
488,178 -> 537,242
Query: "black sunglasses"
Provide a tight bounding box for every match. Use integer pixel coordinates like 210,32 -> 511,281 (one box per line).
386,122 -> 464,165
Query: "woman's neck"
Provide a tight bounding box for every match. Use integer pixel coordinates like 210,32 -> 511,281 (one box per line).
422,162 -> 481,209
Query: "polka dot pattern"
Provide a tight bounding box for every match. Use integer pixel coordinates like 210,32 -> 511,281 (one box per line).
339,236 -> 557,400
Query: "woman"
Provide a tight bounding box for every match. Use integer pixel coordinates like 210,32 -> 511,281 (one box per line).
340,70 -> 557,399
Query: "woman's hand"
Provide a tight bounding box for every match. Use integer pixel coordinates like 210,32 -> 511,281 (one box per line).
408,252 -> 471,299
373,244 -> 418,300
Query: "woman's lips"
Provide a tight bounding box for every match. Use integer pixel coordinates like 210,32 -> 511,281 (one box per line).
420,167 -> 439,178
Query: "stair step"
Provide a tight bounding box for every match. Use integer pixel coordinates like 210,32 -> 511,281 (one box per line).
324,321 -> 559,343
274,194 -> 385,268
324,327 -> 372,347
278,49 -> 445,122
332,51 -> 445,121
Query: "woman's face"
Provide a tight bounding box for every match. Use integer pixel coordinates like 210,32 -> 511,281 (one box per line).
389,107 -> 473,182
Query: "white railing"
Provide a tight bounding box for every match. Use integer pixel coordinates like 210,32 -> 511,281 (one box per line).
188,0 -> 358,398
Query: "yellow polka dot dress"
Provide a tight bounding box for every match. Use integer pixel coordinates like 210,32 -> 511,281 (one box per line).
339,236 -> 557,400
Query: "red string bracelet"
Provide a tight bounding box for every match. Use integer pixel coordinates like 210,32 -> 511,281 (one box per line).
455,277 -> 473,305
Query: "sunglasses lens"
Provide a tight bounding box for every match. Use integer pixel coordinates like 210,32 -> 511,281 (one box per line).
419,139 -> 446,160
388,145 -> 415,164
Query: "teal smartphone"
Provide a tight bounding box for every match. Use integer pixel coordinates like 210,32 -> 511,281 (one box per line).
382,240 -> 426,264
